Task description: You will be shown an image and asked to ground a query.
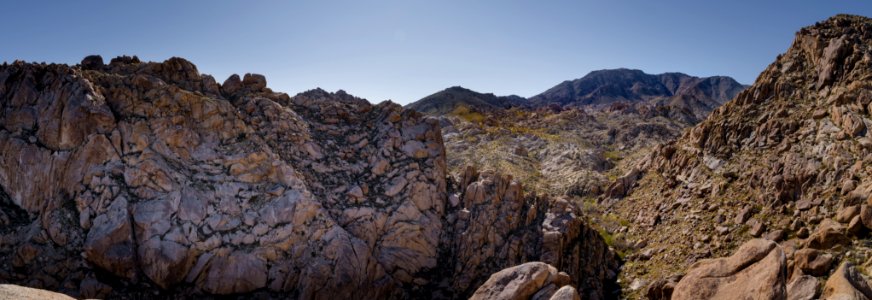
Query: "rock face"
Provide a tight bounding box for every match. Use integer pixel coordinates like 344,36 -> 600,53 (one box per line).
672,239 -> 787,300
0,56 -> 618,298
611,14 -> 872,299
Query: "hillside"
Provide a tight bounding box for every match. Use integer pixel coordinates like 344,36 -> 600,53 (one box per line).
405,86 -> 528,115
408,70 -> 745,199
610,14 -> 872,299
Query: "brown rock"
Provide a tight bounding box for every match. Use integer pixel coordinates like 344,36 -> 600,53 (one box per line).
735,206 -> 753,225
849,215 -> 867,236
794,248 -> 833,276
646,274 -> 682,300
822,262 -> 872,300
750,220 -> 766,237
805,219 -> 849,249
242,73 -> 267,91
81,55 -> 104,70
548,285 -> 580,300
221,74 -> 242,95
836,205 -> 860,223
787,275 -> 819,300
84,197 -> 136,280
199,252 -> 268,294
672,239 -> 787,300
861,205 -> 872,230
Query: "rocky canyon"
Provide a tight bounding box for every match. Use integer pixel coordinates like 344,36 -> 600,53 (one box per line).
2,11 -> 872,300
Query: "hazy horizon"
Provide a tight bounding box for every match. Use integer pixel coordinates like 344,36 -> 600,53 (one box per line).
2,1 -> 871,104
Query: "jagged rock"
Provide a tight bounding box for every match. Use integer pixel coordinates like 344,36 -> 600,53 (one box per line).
605,168 -> 641,199
672,239 -> 787,299
822,262 -> 872,300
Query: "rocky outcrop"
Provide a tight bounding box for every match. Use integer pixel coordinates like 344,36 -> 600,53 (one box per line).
0,57 -> 618,298
469,262 -> 576,300
672,239 -> 787,300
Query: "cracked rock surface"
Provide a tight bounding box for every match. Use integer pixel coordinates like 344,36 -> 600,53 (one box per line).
0,56 -> 618,299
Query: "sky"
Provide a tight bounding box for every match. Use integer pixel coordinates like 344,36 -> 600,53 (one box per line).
2,1 -> 872,105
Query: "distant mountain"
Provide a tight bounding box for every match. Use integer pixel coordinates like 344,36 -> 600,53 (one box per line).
528,69 -> 746,119
405,86 -> 528,115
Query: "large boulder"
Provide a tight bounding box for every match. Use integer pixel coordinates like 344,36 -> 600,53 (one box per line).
0,284 -> 75,300
672,239 -> 787,299
470,262 -> 574,300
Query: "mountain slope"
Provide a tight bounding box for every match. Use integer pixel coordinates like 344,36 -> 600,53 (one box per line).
529,69 -> 746,120
405,86 -> 528,115
610,14 -> 872,298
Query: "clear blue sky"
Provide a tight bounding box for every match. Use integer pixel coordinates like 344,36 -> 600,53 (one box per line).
2,1 -> 871,104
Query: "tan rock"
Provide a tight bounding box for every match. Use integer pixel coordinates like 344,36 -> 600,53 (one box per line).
794,248 -> 833,276
548,285 -> 580,300
470,262 -> 562,300
672,239 -> 787,300
805,219 -> 850,249
0,284 -> 74,300
787,275 -> 819,300
822,262 -> 872,300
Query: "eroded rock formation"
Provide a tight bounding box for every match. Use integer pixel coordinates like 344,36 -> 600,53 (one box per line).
0,56 -> 618,299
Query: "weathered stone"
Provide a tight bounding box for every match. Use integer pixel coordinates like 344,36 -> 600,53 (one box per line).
794,248 -> 833,276
787,275 -> 819,300
84,197 -> 136,280
81,55 -> 104,70
805,219 -> 850,249
0,284 -> 75,300
470,262 -> 561,300
646,275 -> 682,300
836,205 -> 861,223
673,239 -> 787,300
221,74 -> 242,95
242,73 -> 267,91
822,262 -> 872,300
199,252 -> 268,294
548,285 -> 580,300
